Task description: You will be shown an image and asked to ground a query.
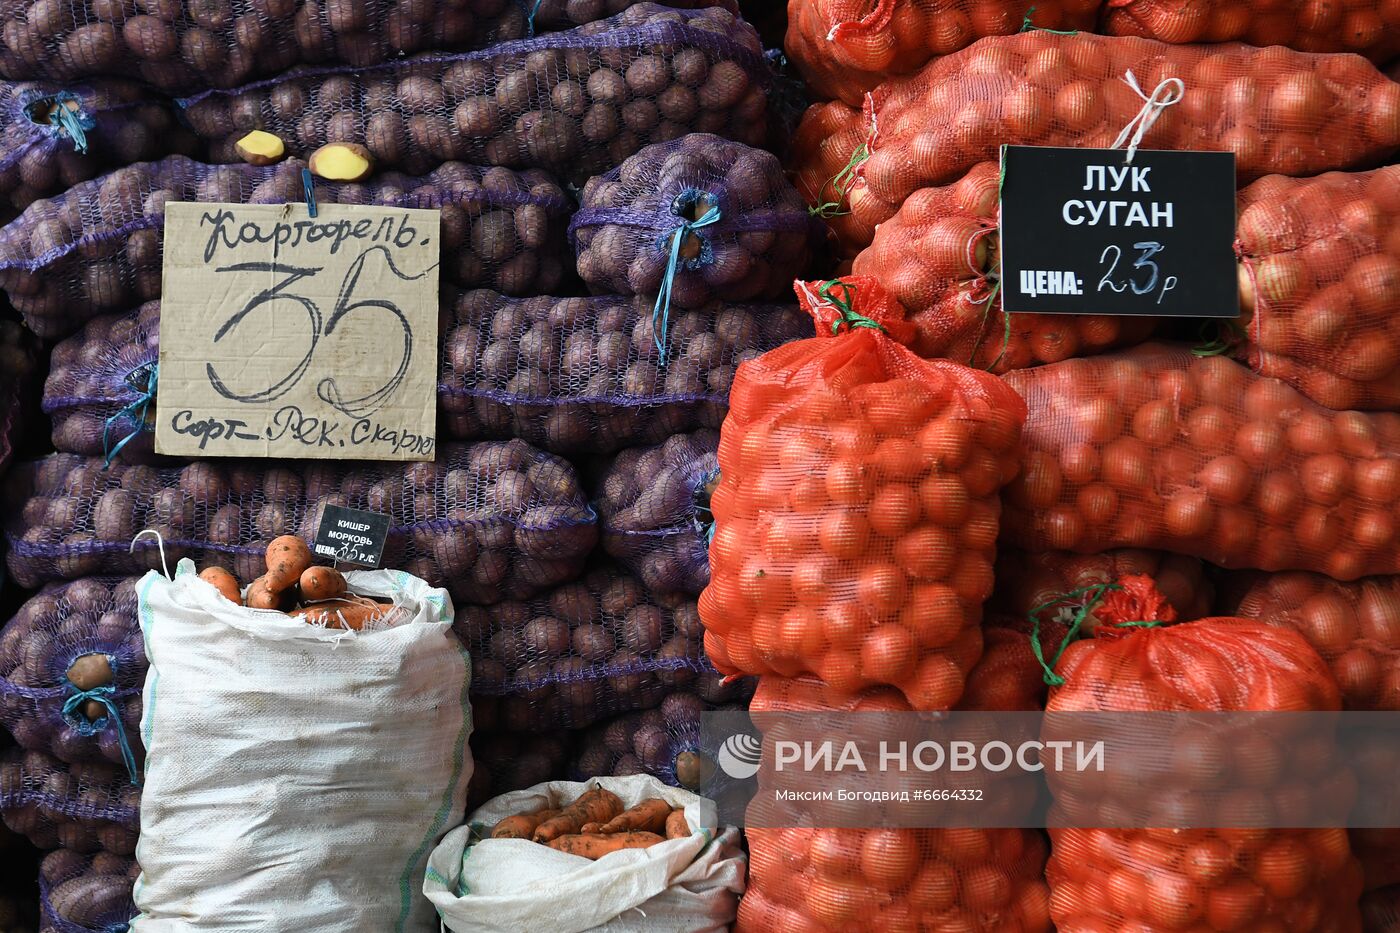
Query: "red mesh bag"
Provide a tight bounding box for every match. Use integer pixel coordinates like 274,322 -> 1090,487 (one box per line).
788,99 -> 877,261
852,161 -> 1157,372
1002,343 -> 1400,581
1234,165 -> 1400,412
1228,569 -> 1400,891
784,0 -> 1102,106
1045,577 -> 1364,932
845,33 -> 1400,248
698,275 -> 1026,709
739,675 -> 1054,932
957,621 -> 1063,710
1103,0 -> 1400,62
1365,884 -> 1400,930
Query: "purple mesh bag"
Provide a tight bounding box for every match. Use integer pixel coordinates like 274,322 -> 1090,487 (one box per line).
567,686 -> 751,788
43,303 -> 159,464
530,0 -> 736,29
440,288 -> 807,455
0,579 -> 145,784
453,561 -> 729,732
571,133 -> 815,309
464,729 -> 570,811
177,4 -> 770,184
0,0 -> 727,94
3,441 -> 597,604
596,428 -> 716,598
0,155 -> 572,339
0,79 -> 196,225
0,749 -> 139,855
39,849 -> 137,933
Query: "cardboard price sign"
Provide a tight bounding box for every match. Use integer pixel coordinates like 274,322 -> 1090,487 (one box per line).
155,202 -> 440,460
999,146 -> 1237,318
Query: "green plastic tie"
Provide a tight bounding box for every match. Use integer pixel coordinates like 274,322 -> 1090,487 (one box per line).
1028,582 -> 1121,687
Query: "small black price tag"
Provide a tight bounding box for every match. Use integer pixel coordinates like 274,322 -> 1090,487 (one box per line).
312,505 -> 391,569
999,146 -> 1238,318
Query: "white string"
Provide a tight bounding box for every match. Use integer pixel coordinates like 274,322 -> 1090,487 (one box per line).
129,528 -> 171,580
1109,71 -> 1186,164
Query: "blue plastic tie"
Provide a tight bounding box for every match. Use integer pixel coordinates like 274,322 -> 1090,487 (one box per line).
48,92 -> 92,154
525,0 -> 544,36
62,682 -> 141,786
302,167 -> 318,218
102,362 -> 158,468
652,202 -> 721,364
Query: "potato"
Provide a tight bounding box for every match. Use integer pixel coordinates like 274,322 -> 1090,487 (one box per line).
177,5 -> 768,185
4,444 -> 594,603
3,157 -> 572,338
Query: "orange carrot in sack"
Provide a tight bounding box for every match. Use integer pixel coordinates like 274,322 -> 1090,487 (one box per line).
490,807 -> 561,840
584,798 -> 672,835
665,808 -> 690,839
532,788 -> 624,843
546,832 -> 666,858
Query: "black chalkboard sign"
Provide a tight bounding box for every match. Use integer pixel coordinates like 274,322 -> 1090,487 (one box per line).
313,505 -> 391,568
999,146 -> 1238,318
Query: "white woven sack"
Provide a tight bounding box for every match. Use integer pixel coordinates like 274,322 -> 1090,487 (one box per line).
130,559 -> 472,933
425,774 -> 746,933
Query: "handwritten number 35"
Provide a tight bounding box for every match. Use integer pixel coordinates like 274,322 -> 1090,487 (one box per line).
205,249 -> 413,419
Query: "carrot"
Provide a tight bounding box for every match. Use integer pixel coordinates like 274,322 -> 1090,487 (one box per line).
299,565 -> 346,602
532,788 -> 624,843
290,599 -> 387,631
665,808 -> 690,840
246,574 -> 289,611
265,535 -> 312,590
198,566 -> 242,605
546,832 -> 666,858
588,798 -> 672,835
491,807 -> 560,840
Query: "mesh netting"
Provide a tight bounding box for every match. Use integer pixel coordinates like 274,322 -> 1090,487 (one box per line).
1230,571 -> 1400,712
698,276 -> 1026,709
596,428 -> 717,598
1002,343 -> 1400,581
567,685 -> 752,787
0,0 -> 733,94
0,79 -> 196,225
852,161 -> 1157,372
0,155 -> 573,340
785,0 -> 1102,106
0,578 -> 145,780
465,729 -> 570,812
842,33 -> 1400,251
0,748 -> 139,854
571,133 -> 815,306
1366,885 -> 1400,932
439,288 -> 808,455
1045,590 -> 1362,931
1103,0 -> 1400,62
38,849 -> 137,933
2,442 -> 597,603
1235,165 -> 1400,412
178,5 -> 770,184
453,561 -> 742,731
789,98 -> 873,261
